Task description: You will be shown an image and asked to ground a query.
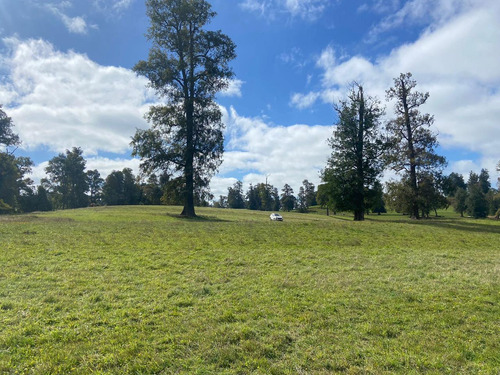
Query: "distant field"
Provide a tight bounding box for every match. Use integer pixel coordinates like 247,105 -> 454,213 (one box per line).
1,206 -> 499,374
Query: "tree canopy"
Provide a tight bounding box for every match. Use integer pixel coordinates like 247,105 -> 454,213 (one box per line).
385,73 -> 446,219
322,84 -> 385,221
132,0 -> 236,217
45,147 -> 89,209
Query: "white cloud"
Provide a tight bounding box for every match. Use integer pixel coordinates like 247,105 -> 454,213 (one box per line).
240,0 -> 331,21
45,3 -> 93,35
365,0 -> 488,43
220,79 -> 244,97
93,0 -> 135,14
291,0 -> 500,170
0,38 -> 155,155
212,106 -> 333,197
289,91 -> 320,109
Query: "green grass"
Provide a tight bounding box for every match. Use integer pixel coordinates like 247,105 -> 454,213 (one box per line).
1,206 -> 499,374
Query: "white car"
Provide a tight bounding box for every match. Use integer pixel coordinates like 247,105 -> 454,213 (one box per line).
270,213 -> 283,221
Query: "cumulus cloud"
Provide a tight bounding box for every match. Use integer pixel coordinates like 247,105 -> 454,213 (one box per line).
365,0 -> 489,43
213,106 -> 333,197
0,38 -> 154,156
290,0 -> 500,177
220,79 -> 245,98
289,92 -> 320,109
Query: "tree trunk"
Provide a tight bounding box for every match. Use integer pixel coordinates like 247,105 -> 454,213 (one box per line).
354,86 -> 365,222
401,79 -> 420,219
354,210 -> 364,221
182,99 -> 196,218
181,25 -> 197,218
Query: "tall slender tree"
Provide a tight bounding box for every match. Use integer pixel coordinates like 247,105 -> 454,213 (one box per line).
227,180 -> 245,209
385,73 -> 446,219
132,0 -> 236,217
87,169 -> 104,205
322,84 -> 385,221
280,184 -> 296,212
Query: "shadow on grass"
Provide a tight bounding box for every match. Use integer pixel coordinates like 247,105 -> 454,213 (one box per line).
365,215 -> 500,235
165,213 -> 232,222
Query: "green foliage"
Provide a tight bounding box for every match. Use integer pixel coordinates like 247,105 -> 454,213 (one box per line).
453,187 -> 468,217
465,171 -> 489,218
466,185 -> 488,219
0,198 -> 13,214
280,183 -> 296,212
0,107 -> 34,213
103,168 -> 141,206
87,169 -> 104,205
486,191 -> 500,216
140,174 -> 163,205
243,183 -> 280,211
227,180 -> 245,209
366,180 -> 386,215
442,172 -> 466,197
297,179 -> 316,213
45,147 -> 89,209
0,152 -> 20,209
132,0 -> 236,217
417,173 -> 448,217
385,179 -> 414,214
385,73 -> 446,219
0,105 -> 20,150
0,206 -> 499,373
322,84 -> 385,221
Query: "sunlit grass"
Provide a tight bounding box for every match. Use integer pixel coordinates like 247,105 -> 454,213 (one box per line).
1,206 -> 499,374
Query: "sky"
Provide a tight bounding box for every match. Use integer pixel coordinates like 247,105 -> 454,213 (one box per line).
1,0 -> 499,198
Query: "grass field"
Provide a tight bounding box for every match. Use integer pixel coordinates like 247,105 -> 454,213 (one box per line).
1,206 -> 499,374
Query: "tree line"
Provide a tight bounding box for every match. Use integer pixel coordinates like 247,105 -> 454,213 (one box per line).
214,179 -> 317,212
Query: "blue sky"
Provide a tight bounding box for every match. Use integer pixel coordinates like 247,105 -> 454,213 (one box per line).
1,0 -> 499,197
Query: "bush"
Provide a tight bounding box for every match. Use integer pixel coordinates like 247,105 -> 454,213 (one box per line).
0,199 -> 13,214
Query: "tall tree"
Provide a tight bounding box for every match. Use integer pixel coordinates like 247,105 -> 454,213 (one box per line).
0,153 -> 21,212
227,180 -> 245,209
132,0 -> 236,217
466,171 -> 488,218
442,172 -> 466,197
297,179 -> 316,212
453,187 -> 468,217
0,106 -> 33,213
478,169 -> 491,194
280,184 -> 296,212
386,73 -> 446,219
87,169 -> 104,206
246,183 -> 260,210
322,84 -> 385,221
45,147 -> 89,209
0,105 -> 20,152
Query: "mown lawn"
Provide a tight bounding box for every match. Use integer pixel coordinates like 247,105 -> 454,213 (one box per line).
0,206 -> 499,374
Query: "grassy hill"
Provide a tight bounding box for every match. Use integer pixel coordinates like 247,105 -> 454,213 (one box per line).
1,206 -> 499,374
